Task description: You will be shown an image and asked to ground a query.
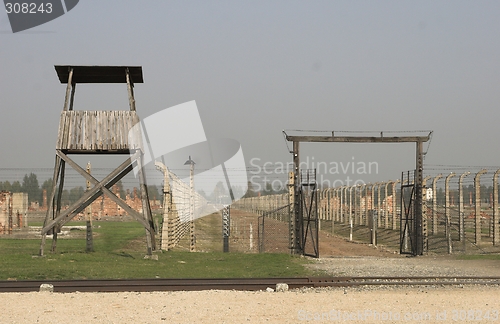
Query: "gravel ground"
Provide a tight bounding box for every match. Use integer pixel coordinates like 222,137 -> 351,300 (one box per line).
307,256 -> 500,277
1,285 -> 500,323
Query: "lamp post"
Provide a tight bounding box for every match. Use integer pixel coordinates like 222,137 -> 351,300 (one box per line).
184,156 -> 195,252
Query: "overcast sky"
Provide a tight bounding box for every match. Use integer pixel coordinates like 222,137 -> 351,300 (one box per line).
1,1 -> 499,189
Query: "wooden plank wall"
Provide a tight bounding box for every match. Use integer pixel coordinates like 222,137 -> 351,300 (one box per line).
56,111 -> 141,151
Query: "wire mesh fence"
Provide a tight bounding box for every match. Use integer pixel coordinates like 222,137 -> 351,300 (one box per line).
257,204 -> 291,254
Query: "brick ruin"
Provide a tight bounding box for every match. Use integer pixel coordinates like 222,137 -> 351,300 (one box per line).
86,186 -> 161,219
0,191 -> 28,234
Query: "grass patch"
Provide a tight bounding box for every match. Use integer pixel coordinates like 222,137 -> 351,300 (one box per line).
0,221 -> 315,280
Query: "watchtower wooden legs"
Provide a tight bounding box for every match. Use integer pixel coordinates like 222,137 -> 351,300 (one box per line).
39,150 -> 156,256
137,154 -> 156,253
40,155 -> 65,256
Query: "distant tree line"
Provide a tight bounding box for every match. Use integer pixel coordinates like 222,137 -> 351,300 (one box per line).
0,173 -> 160,207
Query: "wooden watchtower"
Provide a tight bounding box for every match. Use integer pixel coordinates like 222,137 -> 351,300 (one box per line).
39,65 -> 156,256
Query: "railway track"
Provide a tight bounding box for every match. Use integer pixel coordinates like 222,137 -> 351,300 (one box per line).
1,276 -> 499,293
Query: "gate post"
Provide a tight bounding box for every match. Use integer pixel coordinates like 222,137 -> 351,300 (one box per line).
292,141 -> 301,255
415,140 -> 425,255
288,171 -> 295,254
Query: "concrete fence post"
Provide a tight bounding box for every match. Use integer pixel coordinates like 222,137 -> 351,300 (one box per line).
323,188 -> 329,221
432,174 -> 443,235
384,181 -> 392,230
493,169 -> 500,246
333,188 -> 339,222
358,185 -> 363,225
365,183 -> 372,226
324,189 -> 328,221
377,182 -> 383,228
339,187 -> 344,224
360,184 -> 366,226
392,180 -> 400,230
370,183 -> 376,227
458,171 -> 470,250
342,186 -> 347,224
445,172 -> 456,254
422,176 -> 431,253
326,188 -> 331,222
353,185 -> 358,225
317,190 -> 323,224
475,169 -> 488,245
340,187 -> 344,223
349,186 -> 354,241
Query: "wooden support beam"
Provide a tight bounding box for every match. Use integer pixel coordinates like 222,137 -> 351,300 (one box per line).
63,67 -> 74,111
126,68 -> 136,111
69,82 -> 76,111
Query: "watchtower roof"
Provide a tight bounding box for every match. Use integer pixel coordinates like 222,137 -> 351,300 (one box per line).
54,65 -> 144,84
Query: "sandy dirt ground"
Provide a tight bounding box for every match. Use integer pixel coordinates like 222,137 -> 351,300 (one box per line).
1,286 -> 500,323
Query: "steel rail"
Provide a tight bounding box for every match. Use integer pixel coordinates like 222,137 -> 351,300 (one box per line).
0,277 -> 499,293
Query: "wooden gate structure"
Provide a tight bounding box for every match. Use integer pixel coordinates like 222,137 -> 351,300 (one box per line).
284,130 -> 432,256
39,65 -> 156,256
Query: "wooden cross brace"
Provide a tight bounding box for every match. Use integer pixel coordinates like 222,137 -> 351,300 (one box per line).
41,150 -> 154,235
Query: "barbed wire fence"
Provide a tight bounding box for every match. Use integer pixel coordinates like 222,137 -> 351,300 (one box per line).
2,164 -> 500,255
231,165 -> 500,255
